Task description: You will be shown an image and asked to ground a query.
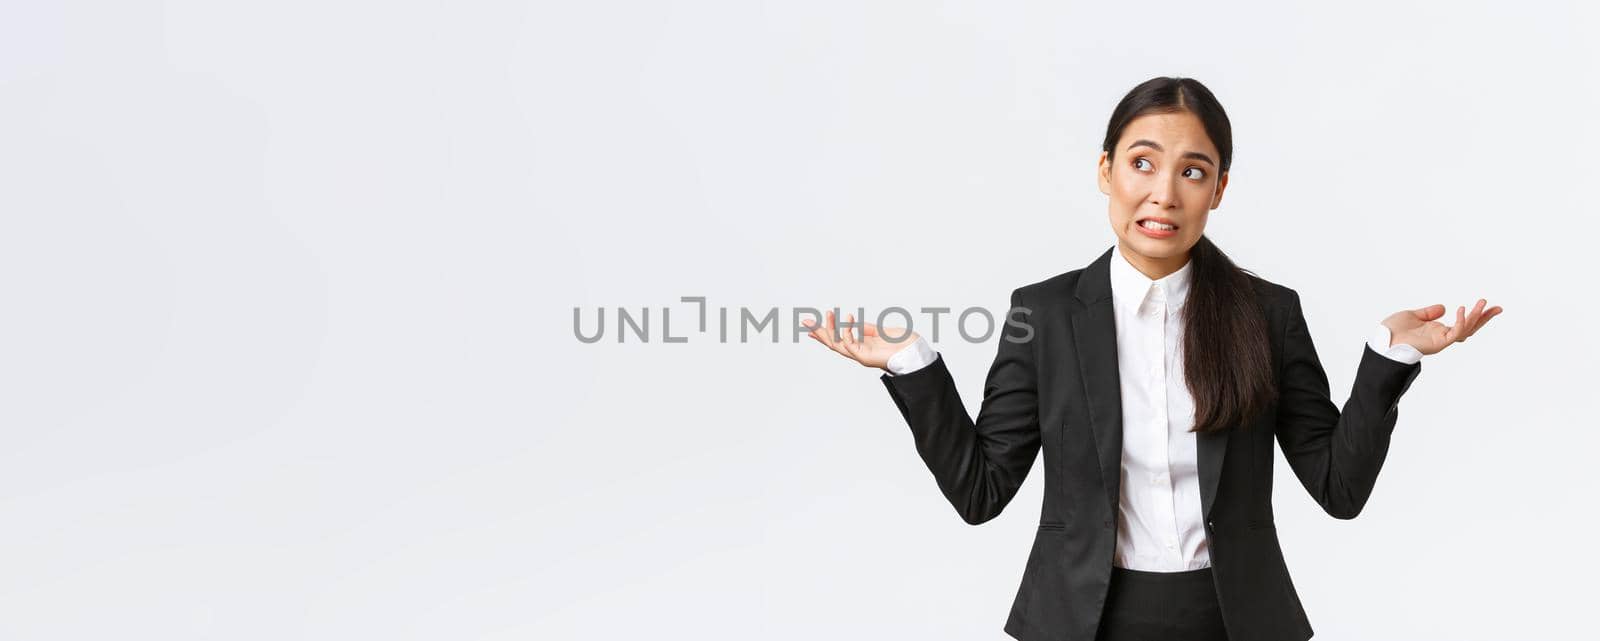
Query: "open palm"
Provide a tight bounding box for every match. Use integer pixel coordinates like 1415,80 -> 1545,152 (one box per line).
1382,298 -> 1503,356
802,310 -> 920,370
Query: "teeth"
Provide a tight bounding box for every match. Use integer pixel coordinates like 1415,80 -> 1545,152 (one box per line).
1141,220 -> 1176,231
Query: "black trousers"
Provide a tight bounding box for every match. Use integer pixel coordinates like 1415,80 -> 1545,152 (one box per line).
1094,566 -> 1229,641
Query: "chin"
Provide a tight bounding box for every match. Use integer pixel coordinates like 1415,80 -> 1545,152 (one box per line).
1125,233 -> 1192,257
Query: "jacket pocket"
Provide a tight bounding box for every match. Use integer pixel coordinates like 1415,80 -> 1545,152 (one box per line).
1038,521 -> 1065,531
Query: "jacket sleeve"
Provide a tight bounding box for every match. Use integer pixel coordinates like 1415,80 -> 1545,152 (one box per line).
1275,289 -> 1423,520
879,288 -> 1041,525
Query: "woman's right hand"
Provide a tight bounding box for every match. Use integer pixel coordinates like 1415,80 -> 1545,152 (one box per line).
802,310 -> 920,371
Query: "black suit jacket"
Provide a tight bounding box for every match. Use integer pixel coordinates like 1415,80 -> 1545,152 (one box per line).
879,246 -> 1422,641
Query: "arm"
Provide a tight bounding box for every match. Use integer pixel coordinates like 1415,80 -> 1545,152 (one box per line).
883,334 -> 938,376
1368,323 -> 1424,365
878,289 -> 1040,525
1275,290 -> 1423,520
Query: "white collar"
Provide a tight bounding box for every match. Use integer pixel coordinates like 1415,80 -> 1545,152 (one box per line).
1109,244 -> 1194,315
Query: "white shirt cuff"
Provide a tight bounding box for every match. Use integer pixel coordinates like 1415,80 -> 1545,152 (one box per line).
884,336 -> 938,375
1369,323 -> 1423,365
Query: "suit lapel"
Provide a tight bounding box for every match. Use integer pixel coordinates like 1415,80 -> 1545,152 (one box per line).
1197,412 -> 1229,521
1071,247 -> 1123,518
1071,245 -> 1231,523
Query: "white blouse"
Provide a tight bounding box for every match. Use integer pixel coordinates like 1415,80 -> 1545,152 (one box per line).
884,248 -> 1423,571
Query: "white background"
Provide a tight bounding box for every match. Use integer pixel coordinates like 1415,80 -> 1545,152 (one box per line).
1,1 -> 1594,639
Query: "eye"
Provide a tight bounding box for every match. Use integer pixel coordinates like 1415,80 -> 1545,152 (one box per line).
1132,158 -> 1152,172
1184,167 -> 1206,180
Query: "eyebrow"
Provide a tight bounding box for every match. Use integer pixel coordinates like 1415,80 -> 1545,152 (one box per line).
1127,139 -> 1216,167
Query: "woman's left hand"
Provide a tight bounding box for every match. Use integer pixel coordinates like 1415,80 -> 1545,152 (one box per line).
1382,298 -> 1503,356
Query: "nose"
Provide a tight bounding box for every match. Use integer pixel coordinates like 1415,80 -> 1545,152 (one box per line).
1149,173 -> 1181,208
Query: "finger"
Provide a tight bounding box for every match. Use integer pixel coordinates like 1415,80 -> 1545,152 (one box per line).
829,310 -> 853,353
860,322 -> 879,338
1411,303 -> 1446,321
1449,305 -> 1466,342
808,329 -> 842,356
806,316 -> 827,342
1471,305 -> 1503,334
812,327 -> 833,351
816,310 -> 840,350
1460,299 -> 1487,338
839,316 -> 863,359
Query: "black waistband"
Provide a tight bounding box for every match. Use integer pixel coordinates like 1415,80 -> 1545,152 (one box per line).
1111,565 -> 1214,584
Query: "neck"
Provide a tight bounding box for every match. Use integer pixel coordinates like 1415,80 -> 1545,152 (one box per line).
1117,241 -> 1190,281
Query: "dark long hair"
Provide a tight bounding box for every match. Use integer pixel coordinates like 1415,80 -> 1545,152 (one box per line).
1102,76 -> 1277,434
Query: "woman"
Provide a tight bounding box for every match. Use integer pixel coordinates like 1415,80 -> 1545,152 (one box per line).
802,77 -> 1501,641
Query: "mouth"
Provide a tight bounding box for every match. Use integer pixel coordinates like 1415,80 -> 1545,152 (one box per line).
1136,216 -> 1180,232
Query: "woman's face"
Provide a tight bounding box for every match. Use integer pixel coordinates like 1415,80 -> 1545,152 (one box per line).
1097,110 -> 1229,274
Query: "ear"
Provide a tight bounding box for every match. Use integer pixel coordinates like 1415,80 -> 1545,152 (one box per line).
1097,151 -> 1112,195
1210,171 -> 1229,209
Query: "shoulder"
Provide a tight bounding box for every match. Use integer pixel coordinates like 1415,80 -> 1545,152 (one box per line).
1006,264 -> 1303,312
1002,268 -> 1090,314
1241,271 -> 1298,312
1014,270 -> 1081,301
